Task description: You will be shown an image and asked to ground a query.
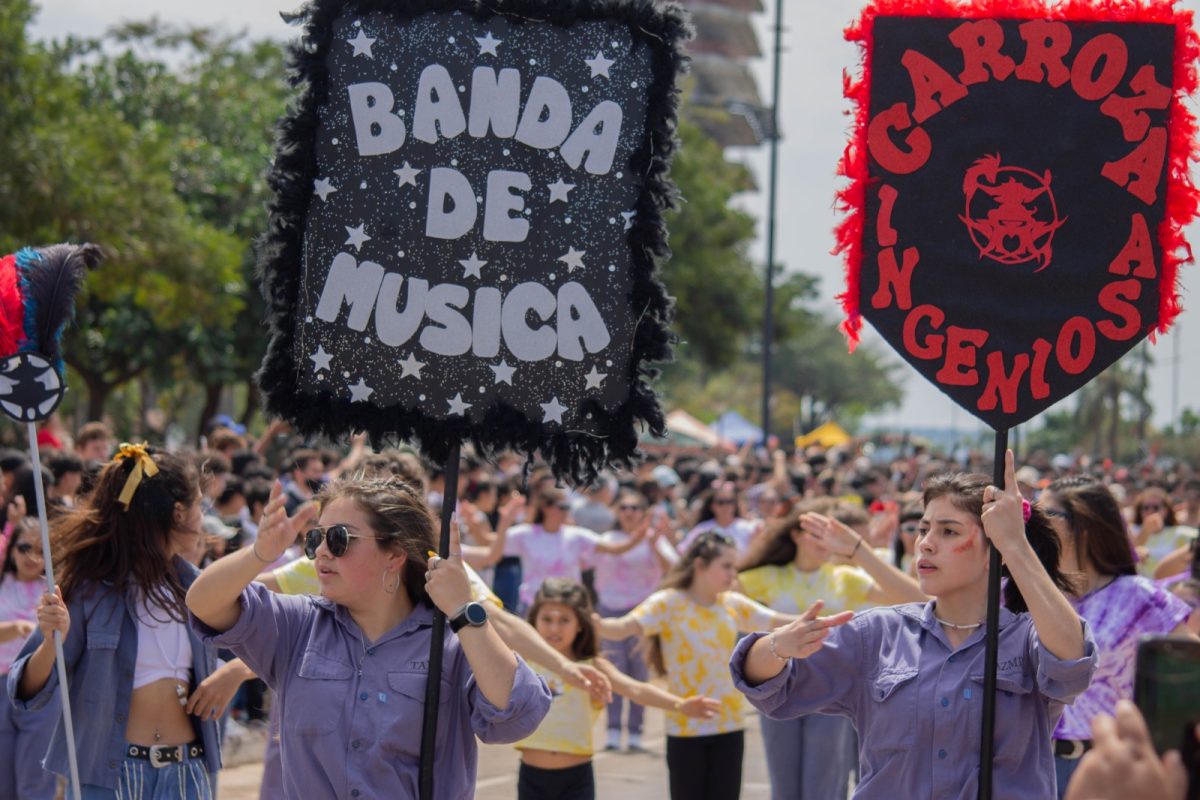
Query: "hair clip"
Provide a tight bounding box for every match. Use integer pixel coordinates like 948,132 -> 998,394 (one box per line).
114,442 -> 158,511
1021,498 -> 1032,523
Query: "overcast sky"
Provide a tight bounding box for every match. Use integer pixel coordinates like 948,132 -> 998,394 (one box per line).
30,0 -> 1200,438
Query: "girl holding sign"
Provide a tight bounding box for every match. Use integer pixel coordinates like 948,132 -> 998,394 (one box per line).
732,452 -> 1098,799
185,476 -> 551,799
594,532 -> 795,800
8,447 -> 225,799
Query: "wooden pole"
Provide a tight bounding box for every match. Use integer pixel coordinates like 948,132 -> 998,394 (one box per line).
418,439 -> 461,800
978,428 -> 1008,800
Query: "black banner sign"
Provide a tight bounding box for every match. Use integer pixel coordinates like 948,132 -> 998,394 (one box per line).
258,0 -> 686,479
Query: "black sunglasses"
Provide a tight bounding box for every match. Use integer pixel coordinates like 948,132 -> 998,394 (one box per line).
618,504 -> 645,512
14,543 -> 38,556
304,525 -> 382,559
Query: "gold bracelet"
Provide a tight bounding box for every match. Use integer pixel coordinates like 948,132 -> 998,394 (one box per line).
768,632 -> 790,663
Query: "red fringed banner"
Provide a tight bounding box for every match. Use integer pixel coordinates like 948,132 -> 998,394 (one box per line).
834,0 -> 1200,429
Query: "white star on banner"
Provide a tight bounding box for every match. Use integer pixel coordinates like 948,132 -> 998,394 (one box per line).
399,353 -> 425,379
345,223 -> 371,252
313,178 -> 337,201
349,378 -> 374,403
558,247 -> 586,272
393,162 -> 421,188
621,210 -> 637,231
547,178 -> 575,204
348,29 -> 376,59
459,252 -> 487,280
476,32 -> 502,56
584,366 -> 607,390
541,397 -> 568,424
447,393 -> 473,416
584,51 -> 615,79
309,346 -> 333,373
490,360 -> 516,385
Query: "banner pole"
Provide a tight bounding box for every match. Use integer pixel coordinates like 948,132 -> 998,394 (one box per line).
978,428 -> 1007,800
25,423 -> 82,800
418,439 -> 461,800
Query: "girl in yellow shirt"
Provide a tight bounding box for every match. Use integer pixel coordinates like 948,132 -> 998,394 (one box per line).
517,579 -> 719,800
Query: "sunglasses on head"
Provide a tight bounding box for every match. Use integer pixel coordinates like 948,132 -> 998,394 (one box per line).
303,525 -> 382,559
698,531 -> 735,548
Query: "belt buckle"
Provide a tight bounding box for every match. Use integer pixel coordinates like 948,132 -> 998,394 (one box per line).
148,745 -> 178,769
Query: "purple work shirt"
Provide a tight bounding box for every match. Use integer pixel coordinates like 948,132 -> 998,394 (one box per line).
191,582 -> 551,800
730,602 -> 1098,800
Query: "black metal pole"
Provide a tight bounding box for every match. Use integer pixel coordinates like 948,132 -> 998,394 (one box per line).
760,0 -> 783,446
978,428 -> 1008,800
419,439 -> 461,800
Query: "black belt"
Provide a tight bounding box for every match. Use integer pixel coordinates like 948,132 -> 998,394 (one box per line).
1053,739 -> 1092,760
126,743 -> 205,769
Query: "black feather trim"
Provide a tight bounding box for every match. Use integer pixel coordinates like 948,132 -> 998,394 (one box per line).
18,243 -> 103,370
256,0 -> 686,485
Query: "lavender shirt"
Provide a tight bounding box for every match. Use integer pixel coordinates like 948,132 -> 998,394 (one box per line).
191,582 -> 551,800
1055,575 -> 1191,740
730,602 -> 1097,799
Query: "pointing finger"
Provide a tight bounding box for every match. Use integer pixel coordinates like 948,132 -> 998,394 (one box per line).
1003,449 -> 1018,497
800,600 -> 825,622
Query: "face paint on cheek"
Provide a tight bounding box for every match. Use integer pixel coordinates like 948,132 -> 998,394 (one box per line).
951,530 -> 979,555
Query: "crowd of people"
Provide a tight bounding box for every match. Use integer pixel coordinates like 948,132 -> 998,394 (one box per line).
0,415 -> 1196,799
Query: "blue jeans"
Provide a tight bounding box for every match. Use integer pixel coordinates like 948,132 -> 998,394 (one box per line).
0,682 -> 58,800
598,603 -> 646,735
1054,754 -> 1081,799
759,712 -> 856,800
80,751 -> 213,799
492,556 -> 522,612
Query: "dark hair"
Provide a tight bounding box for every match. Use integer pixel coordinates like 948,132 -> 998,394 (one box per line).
894,501 -> 923,569
53,447 -> 200,621
317,476 -> 436,608
7,464 -> 56,516
1133,487 -> 1177,527
527,578 -> 598,661
531,486 -> 568,526
922,472 -> 1073,613
75,422 -> 111,450
647,532 -> 735,674
216,476 -> 245,507
739,510 -> 803,571
696,481 -> 739,525
288,448 -> 321,474
48,451 -> 84,483
1045,476 -> 1136,580
2,518 -> 41,585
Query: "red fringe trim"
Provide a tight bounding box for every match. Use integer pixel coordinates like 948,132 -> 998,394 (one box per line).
0,254 -> 24,359
833,0 -> 1200,351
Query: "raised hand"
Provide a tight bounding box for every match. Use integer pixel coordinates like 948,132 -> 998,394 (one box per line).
425,514 -> 474,617
801,513 -> 863,560
768,600 -> 854,660
34,587 -> 69,643
254,481 -> 317,563
980,450 -> 1026,558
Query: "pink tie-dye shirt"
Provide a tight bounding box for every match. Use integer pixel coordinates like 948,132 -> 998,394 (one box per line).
503,523 -> 599,609
1054,574 -> 1192,740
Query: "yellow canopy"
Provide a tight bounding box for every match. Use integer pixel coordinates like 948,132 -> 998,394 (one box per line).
794,421 -> 851,449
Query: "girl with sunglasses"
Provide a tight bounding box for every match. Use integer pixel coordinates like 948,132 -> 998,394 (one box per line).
8,446 -> 226,798
677,482 -> 758,556
468,486 -> 647,614
736,504 -> 927,800
516,578 -> 719,800
0,519 -> 57,798
1130,487 -> 1196,577
591,491 -> 678,751
1039,476 -> 1195,797
186,476 -> 551,799
733,452 -> 1098,799
594,531 -> 796,800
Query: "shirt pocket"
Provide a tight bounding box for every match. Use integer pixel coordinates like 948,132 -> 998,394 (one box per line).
966,670 -> 1036,761
866,667 -> 919,751
287,650 -> 353,736
385,671 -> 454,759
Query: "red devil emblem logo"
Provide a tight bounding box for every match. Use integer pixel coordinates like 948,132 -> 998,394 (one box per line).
959,154 -> 1067,271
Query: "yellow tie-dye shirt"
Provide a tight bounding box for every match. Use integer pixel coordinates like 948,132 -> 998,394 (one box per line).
515,661 -> 603,756
738,562 -> 874,616
631,589 -> 775,737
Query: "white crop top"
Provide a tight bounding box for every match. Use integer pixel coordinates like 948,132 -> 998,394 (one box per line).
133,597 -> 193,690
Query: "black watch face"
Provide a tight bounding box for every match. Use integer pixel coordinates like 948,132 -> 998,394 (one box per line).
465,602 -> 487,626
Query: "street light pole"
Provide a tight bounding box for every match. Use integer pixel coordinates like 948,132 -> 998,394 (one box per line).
761,0 -> 784,447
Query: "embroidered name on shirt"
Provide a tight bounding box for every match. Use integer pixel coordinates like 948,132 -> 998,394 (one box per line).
998,656 -> 1025,672
407,660 -> 429,671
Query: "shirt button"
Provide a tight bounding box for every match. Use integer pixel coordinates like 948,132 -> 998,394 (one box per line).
940,697 -> 949,707
351,791 -> 360,798
359,692 -> 369,701
367,648 -> 375,655
878,690 -> 885,698
948,655 -> 956,663
352,740 -> 361,749
938,749 -> 947,759
116,713 -> 126,722
109,760 -> 117,769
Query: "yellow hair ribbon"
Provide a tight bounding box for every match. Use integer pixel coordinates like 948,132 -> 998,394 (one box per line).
114,442 -> 159,510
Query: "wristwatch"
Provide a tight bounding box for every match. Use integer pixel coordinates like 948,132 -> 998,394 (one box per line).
450,601 -> 488,633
